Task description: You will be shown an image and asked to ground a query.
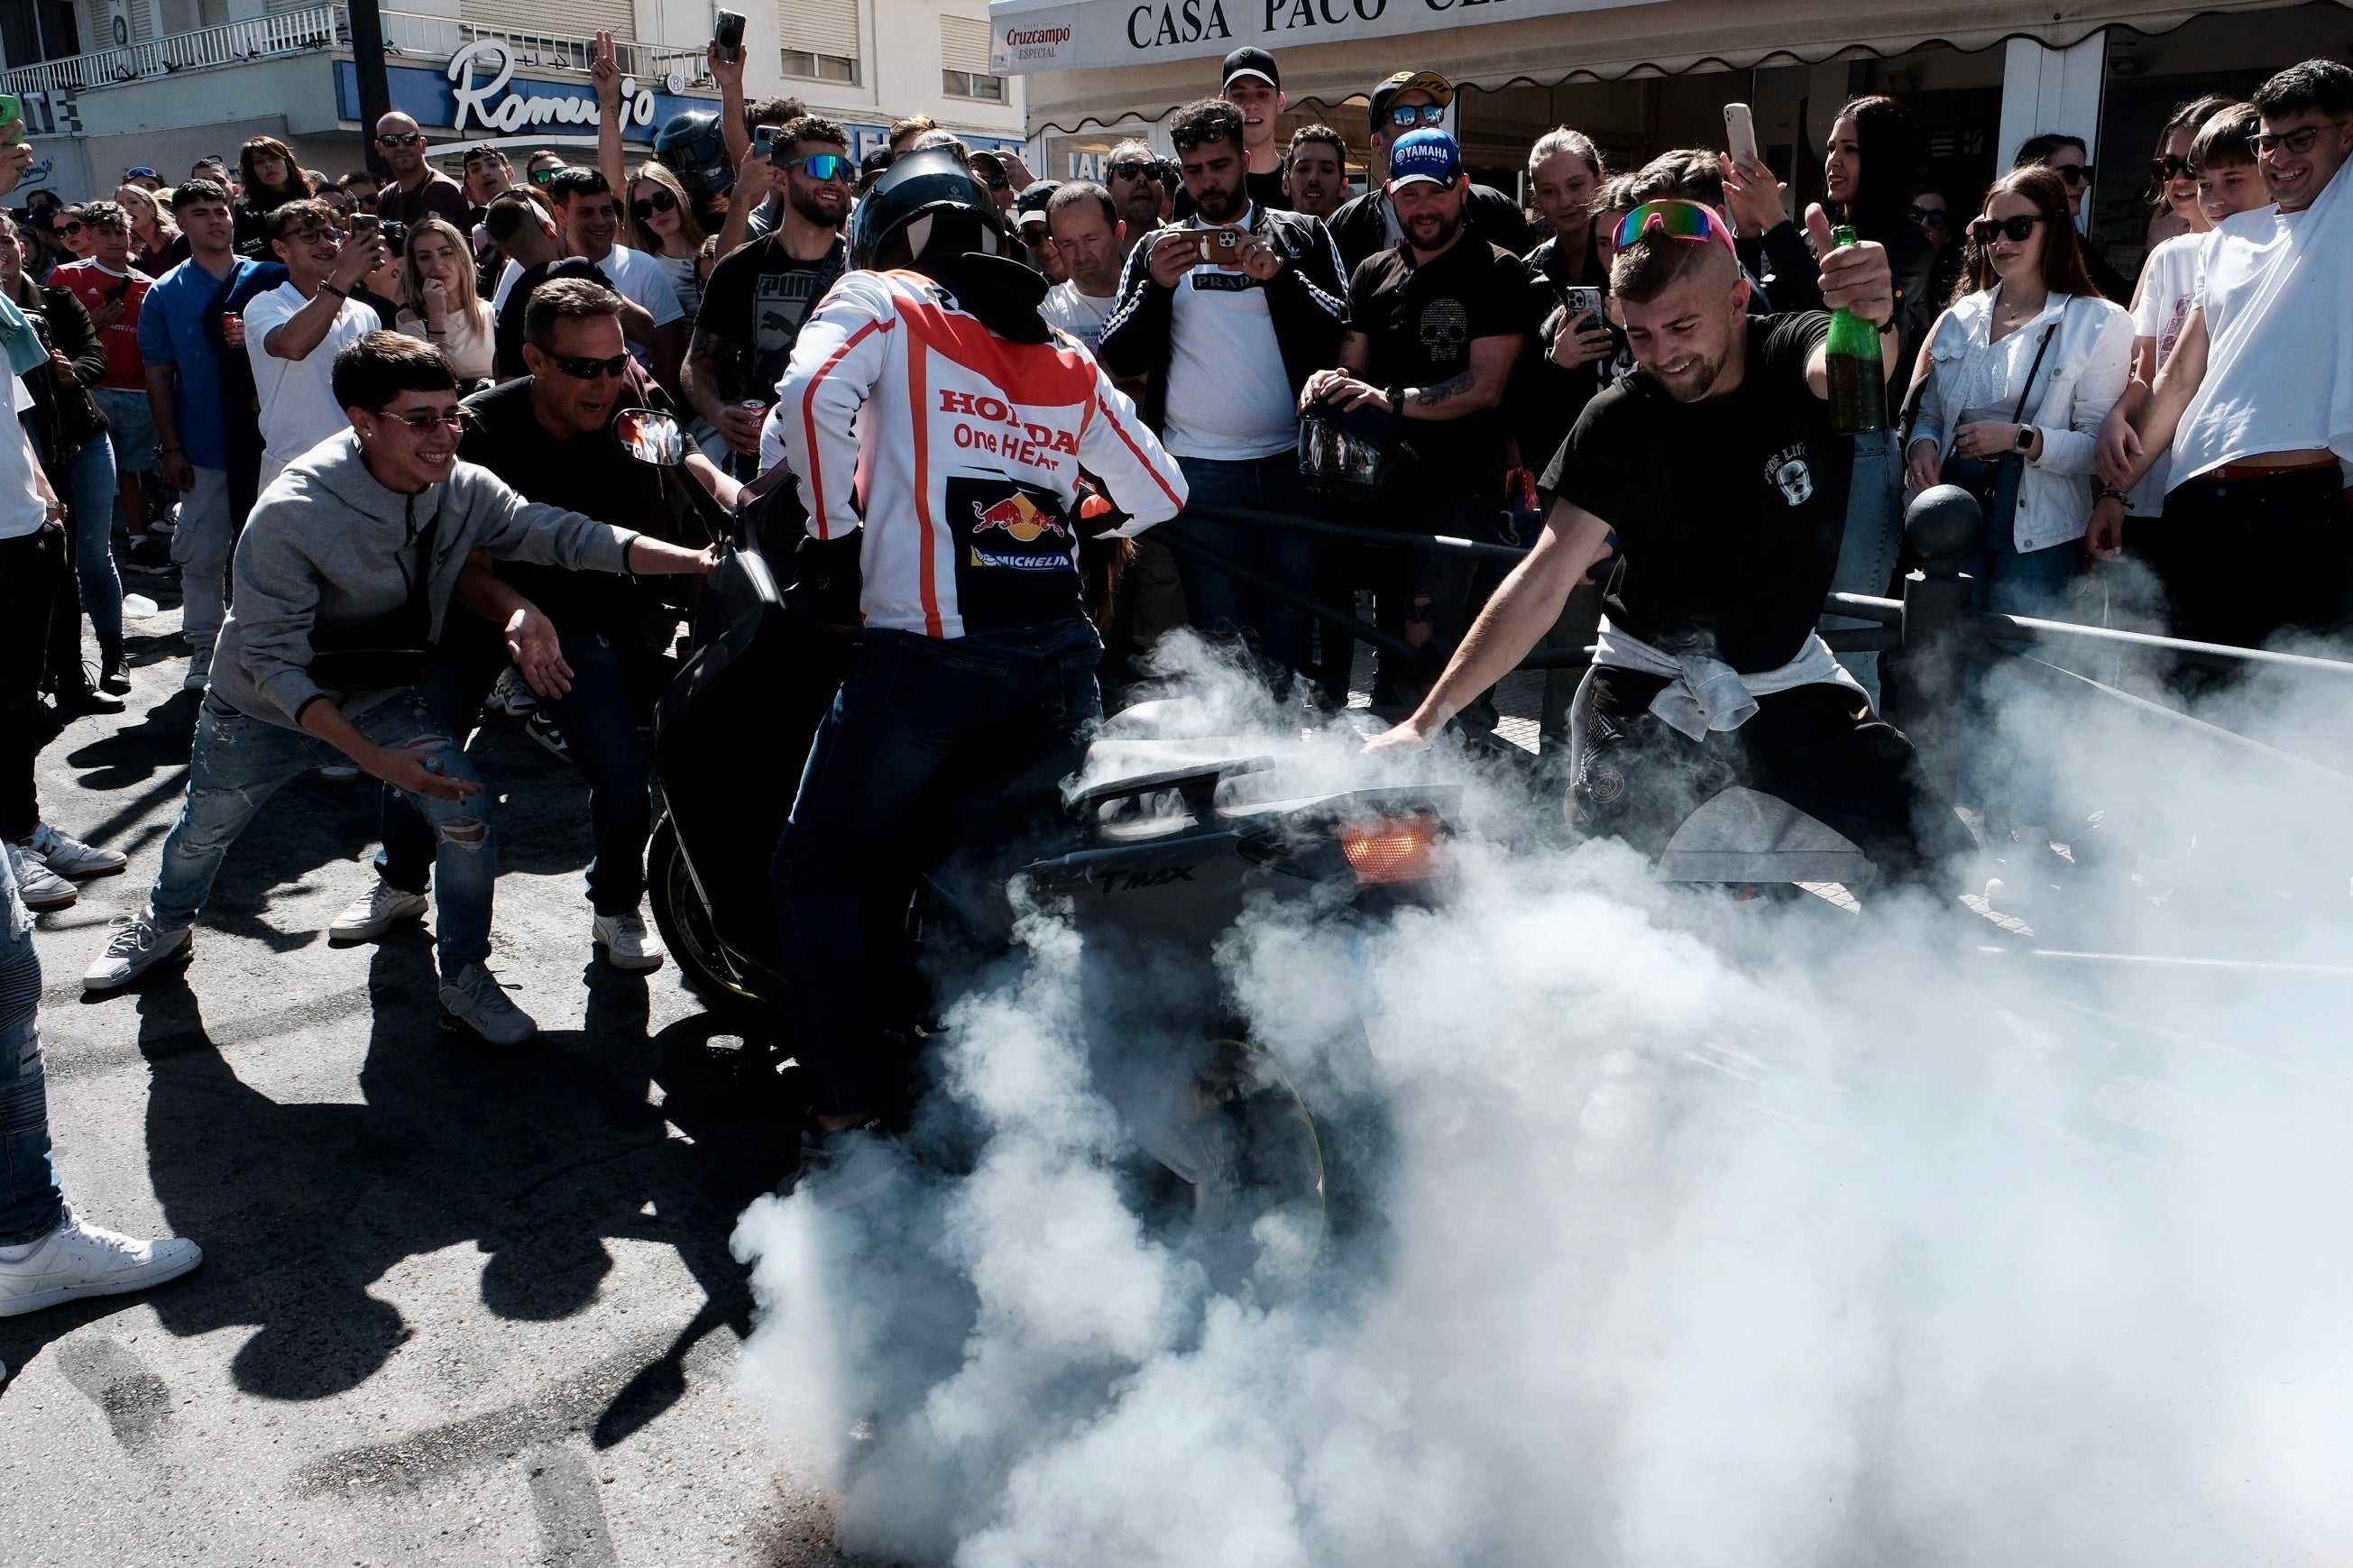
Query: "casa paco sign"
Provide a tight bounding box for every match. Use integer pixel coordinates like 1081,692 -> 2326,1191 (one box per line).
446,40 -> 662,136
990,0 -> 1633,75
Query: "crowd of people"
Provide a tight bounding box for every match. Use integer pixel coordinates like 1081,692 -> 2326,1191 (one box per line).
1,37 -> 2348,1317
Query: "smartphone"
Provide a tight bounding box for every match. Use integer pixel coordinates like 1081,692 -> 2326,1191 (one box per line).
1723,102 -> 1760,169
0,96 -> 25,148
1192,229 -> 1240,266
714,9 -> 746,64
754,123 -> 782,161
1555,284 -> 1604,326
377,220 -> 407,252
351,213 -> 379,240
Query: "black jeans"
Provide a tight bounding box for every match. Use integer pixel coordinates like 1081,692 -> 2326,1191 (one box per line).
2149,468 -> 2351,650
1370,481 -> 1503,707
1,526 -> 63,840
772,620 -> 1104,1118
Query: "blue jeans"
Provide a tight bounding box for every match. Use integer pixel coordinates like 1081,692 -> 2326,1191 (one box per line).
378,631 -> 652,916
773,620 -> 1103,1117
1164,453 -> 1319,678
151,692 -> 498,977
0,852 -> 61,1247
1955,462 -> 2081,822
1824,429 -> 1903,709
63,434 -> 124,640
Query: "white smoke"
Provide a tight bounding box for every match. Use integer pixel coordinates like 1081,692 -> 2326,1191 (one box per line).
731,639 -> 2353,1566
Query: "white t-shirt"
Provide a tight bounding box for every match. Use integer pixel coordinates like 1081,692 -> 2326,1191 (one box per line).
492,242 -> 685,368
1042,283 -> 1117,351
242,282 -> 380,463
0,377 -> 45,542
2125,232 -> 2206,515
1160,206 -> 1299,462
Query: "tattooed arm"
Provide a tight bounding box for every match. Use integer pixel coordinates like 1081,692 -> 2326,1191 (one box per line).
1400,333 -> 1522,423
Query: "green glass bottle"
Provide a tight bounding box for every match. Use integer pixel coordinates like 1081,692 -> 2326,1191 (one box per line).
1824,225 -> 1886,436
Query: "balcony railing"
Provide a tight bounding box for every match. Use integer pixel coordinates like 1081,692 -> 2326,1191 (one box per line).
0,5 -> 712,98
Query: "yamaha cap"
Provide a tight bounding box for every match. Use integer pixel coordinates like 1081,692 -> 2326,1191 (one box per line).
1221,47 -> 1280,91
1387,128 -> 1463,190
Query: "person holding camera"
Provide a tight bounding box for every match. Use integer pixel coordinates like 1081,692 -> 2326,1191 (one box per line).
1096,98 -> 1348,683
244,201 -> 390,491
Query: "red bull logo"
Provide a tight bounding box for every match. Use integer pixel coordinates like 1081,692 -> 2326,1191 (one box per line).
970,492 -> 1071,544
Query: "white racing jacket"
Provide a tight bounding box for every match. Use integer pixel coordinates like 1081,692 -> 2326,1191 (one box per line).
777,267 -> 1188,638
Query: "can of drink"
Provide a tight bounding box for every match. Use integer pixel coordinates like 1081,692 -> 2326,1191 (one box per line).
739,399 -> 767,418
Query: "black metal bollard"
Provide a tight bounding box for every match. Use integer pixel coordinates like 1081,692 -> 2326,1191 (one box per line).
1896,484 -> 1985,800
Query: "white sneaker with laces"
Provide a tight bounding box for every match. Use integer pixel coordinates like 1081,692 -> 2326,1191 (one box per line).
82,911 -> 193,992
328,879 -> 430,941
593,909 -> 666,971
6,844 -> 76,911
439,962 -> 538,1046
26,821 -> 126,880
182,643 -> 212,692
0,1207 -> 204,1317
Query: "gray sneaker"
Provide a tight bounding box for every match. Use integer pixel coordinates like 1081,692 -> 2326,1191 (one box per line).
438,962 -> 538,1047
82,912 -> 193,992
181,642 -> 212,692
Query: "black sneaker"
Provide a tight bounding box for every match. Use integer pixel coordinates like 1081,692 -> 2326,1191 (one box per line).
524,707 -> 572,763
124,536 -> 175,575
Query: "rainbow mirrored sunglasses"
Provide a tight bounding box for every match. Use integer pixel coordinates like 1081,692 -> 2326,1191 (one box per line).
1613,199 -> 1735,253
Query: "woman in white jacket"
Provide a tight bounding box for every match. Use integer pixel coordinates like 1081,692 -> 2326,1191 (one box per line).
1906,165 -> 2134,619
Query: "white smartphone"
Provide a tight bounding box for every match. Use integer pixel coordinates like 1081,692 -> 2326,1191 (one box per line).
1723,103 -> 1760,169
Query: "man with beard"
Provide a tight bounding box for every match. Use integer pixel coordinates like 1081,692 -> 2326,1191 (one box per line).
1282,125 -> 1350,220
1301,130 -> 1528,712
686,115 -> 850,475
1364,199 -> 1963,884
1103,141 -> 1172,252
1174,48 -> 1291,220
1327,70 -> 1528,271
1097,98 -> 1348,684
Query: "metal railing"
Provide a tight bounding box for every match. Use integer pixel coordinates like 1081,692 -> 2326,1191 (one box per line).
0,5 -> 710,98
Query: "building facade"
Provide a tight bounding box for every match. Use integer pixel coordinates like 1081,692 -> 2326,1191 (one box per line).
1,0 -> 1028,201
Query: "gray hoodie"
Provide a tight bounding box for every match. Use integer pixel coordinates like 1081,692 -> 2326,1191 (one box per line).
208,429 -> 638,729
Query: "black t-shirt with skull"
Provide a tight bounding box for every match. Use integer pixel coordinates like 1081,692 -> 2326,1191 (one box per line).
1540,312 -> 1848,674
1346,234 -> 1530,484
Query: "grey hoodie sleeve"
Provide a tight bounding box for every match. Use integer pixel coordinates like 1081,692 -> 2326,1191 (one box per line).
231,514 -> 335,726
459,468 -> 640,572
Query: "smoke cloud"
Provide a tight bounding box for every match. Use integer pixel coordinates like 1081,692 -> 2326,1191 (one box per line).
731,634 -> 2353,1565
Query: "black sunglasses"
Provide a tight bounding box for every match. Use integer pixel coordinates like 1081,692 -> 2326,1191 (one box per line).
1968,213 -> 2043,244
547,352 -> 630,381
1108,160 -> 1158,181
2050,161 -> 2093,186
60,220 -> 87,234
2150,155 -> 2192,182
376,132 -> 425,148
630,189 -> 677,221
1907,205 -> 1948,229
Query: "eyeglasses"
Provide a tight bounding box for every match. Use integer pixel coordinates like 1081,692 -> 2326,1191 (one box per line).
2250,122 -> 2339,156
547,353 -> 630,381
376,132 -> 425,148
783,152 -> 852,183
1907,205 -> 1949,229
2049,162 -> 2093,186
630,189 -> 678,221
1968,213 -> 2043,244
282,226 -> 350,245
382,408 -> 464,434
1108,160 -> 1158,181
2149,155 -> 2192,182
1387,103 -> 1447,129
1612,199 -> 1734,252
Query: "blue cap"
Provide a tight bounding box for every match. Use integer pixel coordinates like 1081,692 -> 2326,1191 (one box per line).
1387,127 -> 1462,190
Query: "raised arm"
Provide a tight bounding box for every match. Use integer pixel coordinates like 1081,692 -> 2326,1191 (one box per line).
591,32 -> 629,206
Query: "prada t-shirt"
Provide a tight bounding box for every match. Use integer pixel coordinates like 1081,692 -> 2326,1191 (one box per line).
1541,312 -> 1849,674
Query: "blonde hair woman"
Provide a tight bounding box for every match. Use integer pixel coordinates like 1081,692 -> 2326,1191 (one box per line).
396,217 -> 495,384
623,161 -> 708,318
115,181 -> 181,278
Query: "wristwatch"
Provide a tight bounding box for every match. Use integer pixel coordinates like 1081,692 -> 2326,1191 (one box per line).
2012,424 -> 2036,454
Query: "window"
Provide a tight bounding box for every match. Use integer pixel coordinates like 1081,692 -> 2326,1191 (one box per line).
777,0 -> 858,83
3,0 -> 82,63
939,15 -> 1000,103
942,69 -> 1005,102
781,48 -> 858,84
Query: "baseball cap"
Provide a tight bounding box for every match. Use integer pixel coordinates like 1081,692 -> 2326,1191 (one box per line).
1016,179 -> 1060,227
1222,47 -> 1280,92
1387,127 -> 1462,189
1368,69 -> 1455,132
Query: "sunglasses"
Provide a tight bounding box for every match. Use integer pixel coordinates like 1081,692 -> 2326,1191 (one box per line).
2050,162 -> 2093,186
547,353 -> 630,381
377,132 -> 425,148
784,152 -> 852,182
1612,199 -> 1734,252
60,220 -> 86,234
1907,205 -> 1949,229
1968,213 -> 2043,244
1108,160 -> 1158,181
2250,123 -> 2338,156
382,408 -> 464,434
630,189 -> 678,221
2149,155 -> 2193,182
529,166 -> 559,185
1387,103 -> 1447,129
123,167 -> 157,180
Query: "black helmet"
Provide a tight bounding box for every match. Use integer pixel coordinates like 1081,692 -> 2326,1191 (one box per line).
654,109 -> 732,209
847,146 -> 1009,271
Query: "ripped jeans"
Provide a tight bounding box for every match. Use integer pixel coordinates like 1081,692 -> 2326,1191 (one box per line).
147,692 -> 496,977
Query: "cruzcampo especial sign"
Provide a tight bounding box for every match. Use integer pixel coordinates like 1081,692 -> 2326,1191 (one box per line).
988,0 -> 1644,75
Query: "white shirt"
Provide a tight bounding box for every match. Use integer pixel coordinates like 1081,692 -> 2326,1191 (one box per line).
2124,231 -> 2209,515
1160,206 -> 1299,462
493,242 -> 685,369
0,377 -> 45,542
1042,282 -> 1117,351
242,282 -> 379,463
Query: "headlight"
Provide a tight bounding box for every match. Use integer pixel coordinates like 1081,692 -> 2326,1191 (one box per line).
1338,817 -> 1443,885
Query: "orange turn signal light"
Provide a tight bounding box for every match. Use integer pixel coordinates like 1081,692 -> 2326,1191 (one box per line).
1338,818 -> 1442,885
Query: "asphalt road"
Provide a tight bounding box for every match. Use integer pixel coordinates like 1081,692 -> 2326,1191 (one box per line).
3,603 -> 858,1566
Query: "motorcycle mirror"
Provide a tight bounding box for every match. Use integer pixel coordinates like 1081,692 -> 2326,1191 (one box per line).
614,408 -> 685,467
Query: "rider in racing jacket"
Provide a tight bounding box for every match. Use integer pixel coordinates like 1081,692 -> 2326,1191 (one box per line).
774,147 -> 1188,1149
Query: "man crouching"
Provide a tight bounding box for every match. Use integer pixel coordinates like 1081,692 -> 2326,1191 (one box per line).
81,332 -> 714,1042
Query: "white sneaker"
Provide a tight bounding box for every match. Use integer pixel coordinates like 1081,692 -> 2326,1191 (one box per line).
439,962 -> 538,1046
492,665 -> 538,718
24,821 -> 126,881
82,912 -> 193,992
328,879 -> 429,941
0,1207 -> 204,1317
181,643 -> 212,692
593,909 -> 666,971
6,844 -> 76,911
317,760 -> 363,784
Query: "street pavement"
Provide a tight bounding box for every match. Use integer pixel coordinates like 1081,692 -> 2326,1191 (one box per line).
3,605 -> 859,1567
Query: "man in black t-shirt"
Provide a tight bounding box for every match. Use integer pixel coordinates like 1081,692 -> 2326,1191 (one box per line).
1301,129 -> 1528,708
1367,201 -> 1965,883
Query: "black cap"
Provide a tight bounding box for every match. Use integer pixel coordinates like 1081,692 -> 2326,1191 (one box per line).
1222,47 -> 1279,92
1016,180 -> 1060,221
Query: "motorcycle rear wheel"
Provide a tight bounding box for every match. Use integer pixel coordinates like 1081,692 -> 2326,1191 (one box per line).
648,815 -> 765,1017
